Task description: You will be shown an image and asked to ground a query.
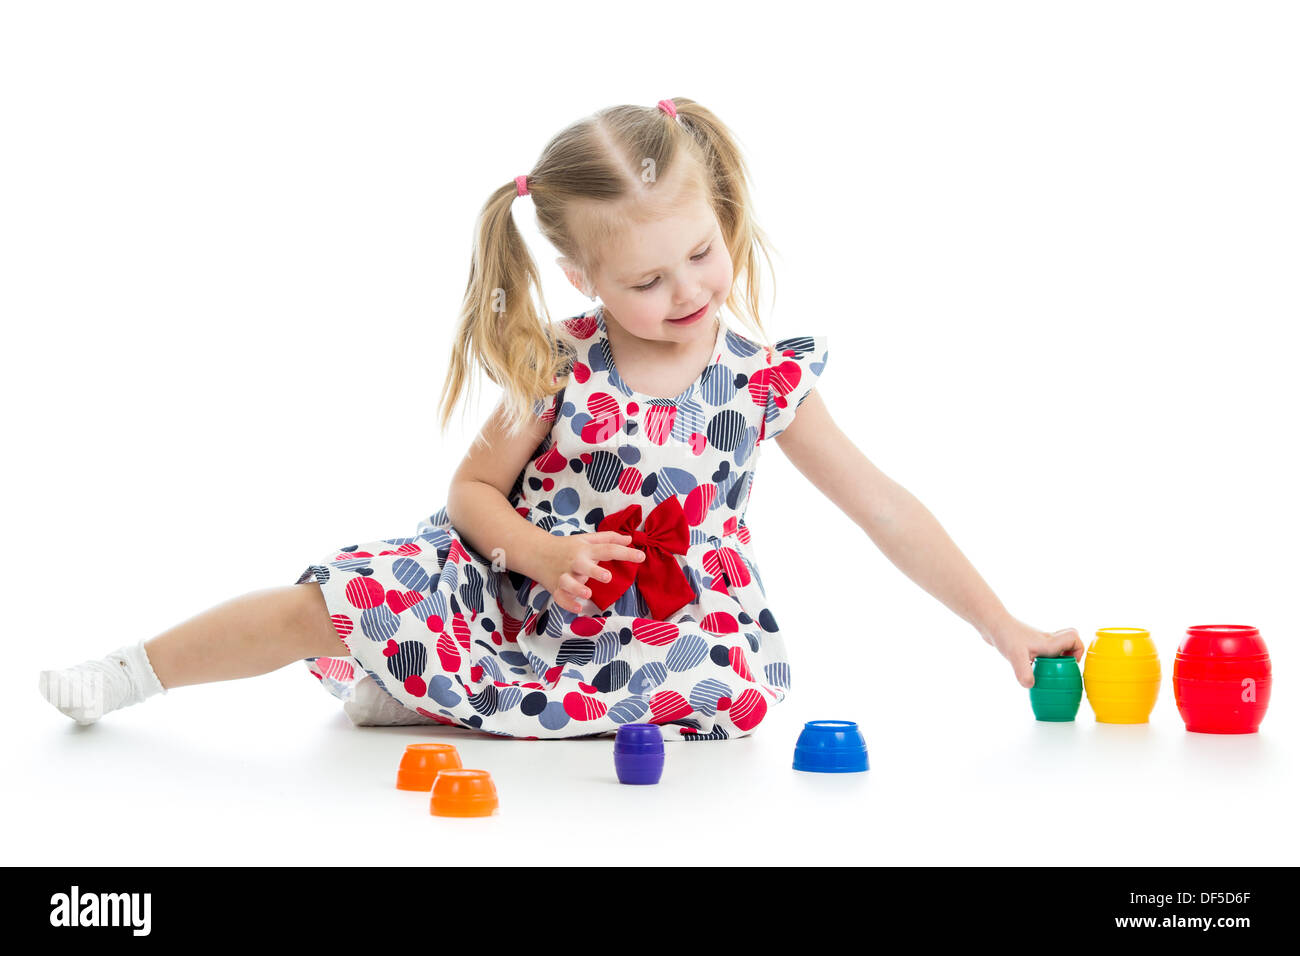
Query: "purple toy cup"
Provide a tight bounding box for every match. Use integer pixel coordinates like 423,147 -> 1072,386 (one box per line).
613,723 -> 665,785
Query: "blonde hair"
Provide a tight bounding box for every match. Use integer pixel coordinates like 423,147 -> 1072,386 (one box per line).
438,97 -> 779,438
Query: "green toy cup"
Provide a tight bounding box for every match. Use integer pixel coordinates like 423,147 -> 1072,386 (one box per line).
1030,656 -> 1083,721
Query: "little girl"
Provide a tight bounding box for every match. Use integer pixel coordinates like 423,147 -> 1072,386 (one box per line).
39,96 -> 1083,739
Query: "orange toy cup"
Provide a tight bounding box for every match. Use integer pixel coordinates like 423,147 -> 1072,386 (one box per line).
430,769 -> 499,817
1083,627 -> 1162,723
395,743 -> 462,792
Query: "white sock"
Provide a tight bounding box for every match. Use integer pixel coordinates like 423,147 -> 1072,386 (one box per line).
39,640 -> 167,725
343,675 -> 437,726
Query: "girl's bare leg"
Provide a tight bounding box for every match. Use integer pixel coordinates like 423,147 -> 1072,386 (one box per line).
144,581 -> 349,690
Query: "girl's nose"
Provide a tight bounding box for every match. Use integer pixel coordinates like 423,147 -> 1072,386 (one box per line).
673,289 -> 705,312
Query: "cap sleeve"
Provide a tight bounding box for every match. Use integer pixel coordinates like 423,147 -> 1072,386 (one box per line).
757,334 -> 829,442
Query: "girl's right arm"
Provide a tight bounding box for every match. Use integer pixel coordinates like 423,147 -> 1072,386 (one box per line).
444,399 -> 644,610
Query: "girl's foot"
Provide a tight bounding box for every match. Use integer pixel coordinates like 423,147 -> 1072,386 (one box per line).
38,640 -> 167,724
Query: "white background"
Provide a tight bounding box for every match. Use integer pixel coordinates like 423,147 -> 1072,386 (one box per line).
4,1 -> 1296,866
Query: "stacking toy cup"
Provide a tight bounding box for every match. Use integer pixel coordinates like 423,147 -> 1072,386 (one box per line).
613,723 -> 665,785
1173,624 -> 1272,734
1083,627 -> 1161,723
429,769 -> 499,817
1029,656 -> 1083,721
792,720 -> 869,773
395,743 -> 462,791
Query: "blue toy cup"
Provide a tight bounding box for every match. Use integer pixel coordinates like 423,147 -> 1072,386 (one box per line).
614,723 -> 665,785
793,720 -> 870,773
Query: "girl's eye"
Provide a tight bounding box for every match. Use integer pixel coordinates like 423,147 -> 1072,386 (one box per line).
633,246 -> 712,291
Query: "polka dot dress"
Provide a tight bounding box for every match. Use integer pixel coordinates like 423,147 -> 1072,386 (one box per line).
296,304 -> 829,740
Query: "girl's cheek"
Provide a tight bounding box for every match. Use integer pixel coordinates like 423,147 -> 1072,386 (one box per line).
627,302 -> 661,332
711,257 -> 733,289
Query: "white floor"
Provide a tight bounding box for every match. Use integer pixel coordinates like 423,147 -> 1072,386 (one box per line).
11,656 -> 1296,867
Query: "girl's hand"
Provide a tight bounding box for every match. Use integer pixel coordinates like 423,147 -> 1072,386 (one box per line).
538,531 -> 647,614
979,615 -> 1084,688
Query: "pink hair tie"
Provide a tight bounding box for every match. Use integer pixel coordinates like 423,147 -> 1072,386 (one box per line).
657,99 -> 678,119
514,174 -> 529,197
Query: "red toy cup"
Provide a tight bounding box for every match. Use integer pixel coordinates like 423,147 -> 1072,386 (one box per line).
1173,625 -> 1272,734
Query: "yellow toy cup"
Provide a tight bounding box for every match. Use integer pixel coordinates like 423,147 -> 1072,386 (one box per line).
1083,627 -> 1161,723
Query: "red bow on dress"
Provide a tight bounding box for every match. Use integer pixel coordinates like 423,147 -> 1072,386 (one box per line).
583,496 -> 695,620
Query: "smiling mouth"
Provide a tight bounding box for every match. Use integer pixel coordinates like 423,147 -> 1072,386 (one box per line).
669,303 -> 708,322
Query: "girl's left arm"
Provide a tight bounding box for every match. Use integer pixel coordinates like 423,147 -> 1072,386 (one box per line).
773,389 -> 1084,688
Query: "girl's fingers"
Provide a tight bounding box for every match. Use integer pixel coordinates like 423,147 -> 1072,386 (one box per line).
1013,653 -> 1035,689
577,556 -> 613,583
599,543 -> 646,562
560,573 -> 591,597
1049,628 -> 1085,661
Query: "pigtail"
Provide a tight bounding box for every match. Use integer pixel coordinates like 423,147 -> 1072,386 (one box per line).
437,181 -> 568,439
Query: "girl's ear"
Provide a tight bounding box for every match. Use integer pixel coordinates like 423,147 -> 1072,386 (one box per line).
556,257 -> 595,299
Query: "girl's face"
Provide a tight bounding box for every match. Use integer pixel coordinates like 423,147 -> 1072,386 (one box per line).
564,194 -> 734,346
